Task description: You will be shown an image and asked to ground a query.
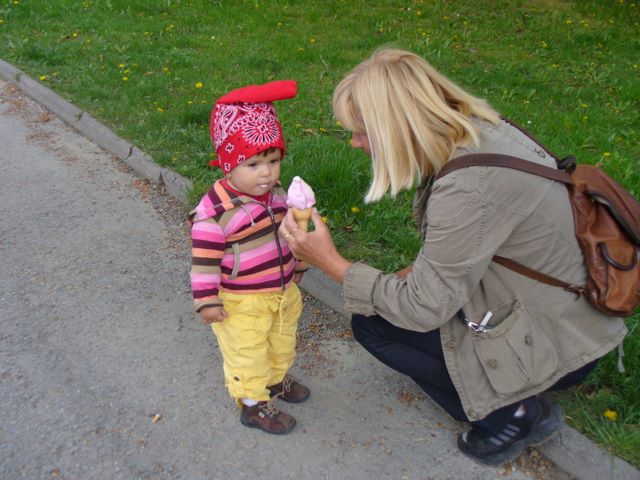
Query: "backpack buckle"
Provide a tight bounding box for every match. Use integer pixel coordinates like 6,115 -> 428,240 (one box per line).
564,284 -> 587,299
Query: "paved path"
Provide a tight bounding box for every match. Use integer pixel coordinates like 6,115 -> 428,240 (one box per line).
0,80 -> 564,480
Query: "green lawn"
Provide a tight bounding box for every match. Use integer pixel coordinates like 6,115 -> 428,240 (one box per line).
1,0 -> 638,467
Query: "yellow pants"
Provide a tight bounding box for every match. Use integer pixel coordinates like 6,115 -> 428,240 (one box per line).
212,283 -> 303,405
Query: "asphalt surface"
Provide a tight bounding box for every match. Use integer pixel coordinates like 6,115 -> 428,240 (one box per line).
0,77 -> 636,480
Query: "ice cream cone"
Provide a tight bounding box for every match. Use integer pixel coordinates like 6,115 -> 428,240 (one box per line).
292,207 -> 312,231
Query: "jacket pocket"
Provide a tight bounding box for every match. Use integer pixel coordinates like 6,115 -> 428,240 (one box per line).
472,301 -> 559,396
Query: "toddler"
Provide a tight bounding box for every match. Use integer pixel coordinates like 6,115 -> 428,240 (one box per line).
189,80 -> 309,435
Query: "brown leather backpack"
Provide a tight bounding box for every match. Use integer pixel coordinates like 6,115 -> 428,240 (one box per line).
437,153 -> 640,317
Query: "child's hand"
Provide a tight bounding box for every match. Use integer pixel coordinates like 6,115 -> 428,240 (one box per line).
294,271 -> 305,284
200,306 -> 229,324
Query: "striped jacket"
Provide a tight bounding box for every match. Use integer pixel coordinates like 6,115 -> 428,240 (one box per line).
189,180 -> 303,312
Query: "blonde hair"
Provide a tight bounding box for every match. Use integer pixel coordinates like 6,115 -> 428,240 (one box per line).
333,47 -> 500,203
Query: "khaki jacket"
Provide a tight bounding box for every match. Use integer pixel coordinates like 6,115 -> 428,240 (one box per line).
343,119 -> 627,421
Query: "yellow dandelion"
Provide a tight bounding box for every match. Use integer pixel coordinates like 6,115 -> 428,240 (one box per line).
603,409 -> 618,421
72,32 -> 78,37
565,19 -> 573,24
156,107 -> 164,112
321,216 -> 329,223
277,22 -> 282,27
118,63 -> 125,68
603,152 -> 612,158
162,66 -> 170,73
187,100 -> 193,105
351,207 -> 361,214
336,121 -> 342,126
295,123 -> 302,128
13,0 -> 19,4
541,41 -> 548,48
309,37 -> 316,44
298,47 -> 305,52
580,103 -> 588,108
319,127 -> 327,133
0,19 -> 5,24
122,76 -> 128,81
124,69 -> 131,74
39,75 -> 48,81
195,82 -> 204,88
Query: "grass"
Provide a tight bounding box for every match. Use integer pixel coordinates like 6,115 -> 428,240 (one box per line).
1,0 -> 638,467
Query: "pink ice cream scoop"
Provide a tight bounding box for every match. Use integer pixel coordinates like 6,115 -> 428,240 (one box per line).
287,176 -> 315,209
287,176 -> 315,230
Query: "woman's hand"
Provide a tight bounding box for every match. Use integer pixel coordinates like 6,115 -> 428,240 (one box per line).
394,264 -> 413,279
280,209 -> 352,284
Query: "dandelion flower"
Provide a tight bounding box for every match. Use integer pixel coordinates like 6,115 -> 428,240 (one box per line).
603,152 -> 612,158
39,75 -> 48,81
156,107 -> 164,112
310,38 -> 316,44
351,207 -> 361,214
0,19 -> 5,24
122,76 -> 129,82
321,216 -> 329,223
195,82 -> 204,88
603,409 -> 618,421
298,47 -> 305,52
162,66 -> 170,73
118,63 -> 125,68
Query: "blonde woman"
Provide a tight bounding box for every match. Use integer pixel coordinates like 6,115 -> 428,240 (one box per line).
279,48 -> 626,465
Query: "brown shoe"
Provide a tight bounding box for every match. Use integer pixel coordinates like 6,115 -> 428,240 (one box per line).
267,375 -> 310,403
240,400 -> 296,435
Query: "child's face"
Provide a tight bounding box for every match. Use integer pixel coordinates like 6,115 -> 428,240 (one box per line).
226,148 -> 282,197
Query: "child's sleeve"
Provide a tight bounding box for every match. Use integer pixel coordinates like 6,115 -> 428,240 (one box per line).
190,217 -> 225,312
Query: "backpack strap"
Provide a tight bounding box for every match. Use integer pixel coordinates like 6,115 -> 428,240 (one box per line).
436,153 -> 585,296
436,153 -> 574,185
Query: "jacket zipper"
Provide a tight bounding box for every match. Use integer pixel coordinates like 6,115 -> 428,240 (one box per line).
265,204 -> 286,291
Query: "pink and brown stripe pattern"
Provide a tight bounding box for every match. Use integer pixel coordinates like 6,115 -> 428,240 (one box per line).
189,181 -> 297,312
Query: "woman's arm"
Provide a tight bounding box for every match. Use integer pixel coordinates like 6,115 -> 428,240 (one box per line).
280,209 -> 353,284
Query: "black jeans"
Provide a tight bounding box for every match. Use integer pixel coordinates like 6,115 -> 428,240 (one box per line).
351,313 -> 597,432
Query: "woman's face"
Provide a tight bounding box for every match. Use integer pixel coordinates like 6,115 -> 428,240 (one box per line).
350,132 -> 372,156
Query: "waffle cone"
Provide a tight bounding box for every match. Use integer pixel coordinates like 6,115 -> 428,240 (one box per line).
292,207 -> 312,231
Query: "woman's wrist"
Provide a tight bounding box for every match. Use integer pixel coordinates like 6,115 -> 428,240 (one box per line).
323,255 -> 352,284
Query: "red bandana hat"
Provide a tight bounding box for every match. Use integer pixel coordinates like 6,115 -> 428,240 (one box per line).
209,80 -> 297,172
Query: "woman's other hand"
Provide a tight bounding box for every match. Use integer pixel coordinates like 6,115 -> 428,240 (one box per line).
281,209 -> 352,284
